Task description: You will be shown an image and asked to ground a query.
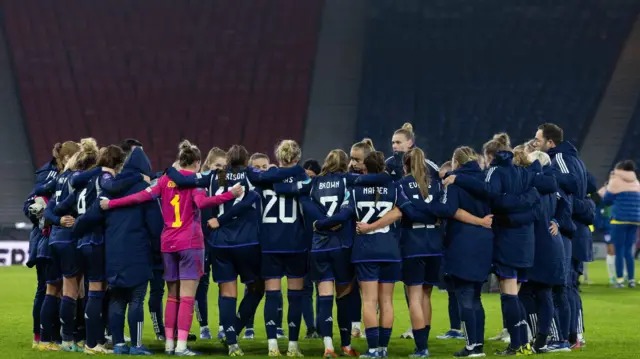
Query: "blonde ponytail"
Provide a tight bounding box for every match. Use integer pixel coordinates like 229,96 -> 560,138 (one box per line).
403,148 -> 430,199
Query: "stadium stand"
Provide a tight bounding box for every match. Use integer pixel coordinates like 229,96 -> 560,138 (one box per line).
614,99 -> 640,167
4,0 -> 323,168
356,0 -> 640,163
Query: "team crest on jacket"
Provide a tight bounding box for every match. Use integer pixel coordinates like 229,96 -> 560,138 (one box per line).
167,180 -> 177,188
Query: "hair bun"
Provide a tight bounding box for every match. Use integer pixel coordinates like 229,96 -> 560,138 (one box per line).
362,138 -> 374,147
275,140 -> 301,165
401,122 -> 414,134
80,137 -> 98,152
178,140 -> 193,151
492,133 -> 511,147
52,143 -> 62,157
177,140 -> 201,167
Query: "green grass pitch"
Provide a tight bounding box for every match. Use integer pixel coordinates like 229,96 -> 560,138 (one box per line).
0,260 -> 637,358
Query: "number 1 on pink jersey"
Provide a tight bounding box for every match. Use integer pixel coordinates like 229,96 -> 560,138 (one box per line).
170,194 -> 183,227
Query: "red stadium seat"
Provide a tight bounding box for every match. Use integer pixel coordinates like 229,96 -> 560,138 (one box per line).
5,0 -> 324,169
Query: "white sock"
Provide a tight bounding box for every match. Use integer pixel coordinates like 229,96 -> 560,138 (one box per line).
352,322 -> 361,330
218,325 -> 224,332
176,340 -> 187,352
228,343 -> 239,352
200,325 -> 209,333
323,337 -> 334,351
583,263 -> 589,281
288,341 -> 299,352
268,339 -> 278,351
606,255 -> 616,280
62,341 -> 74,347
165,339 -> 175,352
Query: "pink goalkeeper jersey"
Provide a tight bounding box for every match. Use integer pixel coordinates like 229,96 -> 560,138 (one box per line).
108,171 -> 235,253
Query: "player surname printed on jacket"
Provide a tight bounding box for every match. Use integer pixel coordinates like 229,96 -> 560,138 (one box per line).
362,186 -> 389,195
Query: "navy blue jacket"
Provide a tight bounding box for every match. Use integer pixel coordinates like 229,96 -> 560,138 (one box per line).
24,159 -> 58,220
490,161 -> 557,227
320,172 -> 401,263
24,160 -> 58,266
246,165 -> 310,253
56,168 -> 142,247
166,167 -> 261,248
396,175 -> 448,258
26,228 -> 45,268
528,189 -> 567,286
42,170 -> 80,246
103,148 -> 162,288
454,152 -> 537,268
555,189 -> 575,280
439,161 -> 494,282
274,173 -> 349,252
34,159 -> 58,187
547,141 -> 594,262
274,172 -> 360,251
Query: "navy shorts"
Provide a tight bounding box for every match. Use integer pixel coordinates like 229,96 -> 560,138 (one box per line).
213,245 -> 262,283
80,244 -> 105,282
44,258 -> 62,284
309,248 -> 354,285
492,262 -> 527,282
356,261 -> 402,283
262,252 -> 308,279
403,256 -> 442,286
51,242 -> 82,278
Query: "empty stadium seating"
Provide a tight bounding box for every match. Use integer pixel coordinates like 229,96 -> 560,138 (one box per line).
615,101 -> 640,168
357,0 -> 640,163
4,0 -> 323,168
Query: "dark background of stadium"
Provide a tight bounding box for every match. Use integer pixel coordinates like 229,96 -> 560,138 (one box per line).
1,0 -> 640,235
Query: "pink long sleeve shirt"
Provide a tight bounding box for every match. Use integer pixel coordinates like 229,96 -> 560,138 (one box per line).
108,171 -> 235,252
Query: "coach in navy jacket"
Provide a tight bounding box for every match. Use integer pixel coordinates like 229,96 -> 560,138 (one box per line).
103,147 -> 162,288
543,137 -> 594,264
